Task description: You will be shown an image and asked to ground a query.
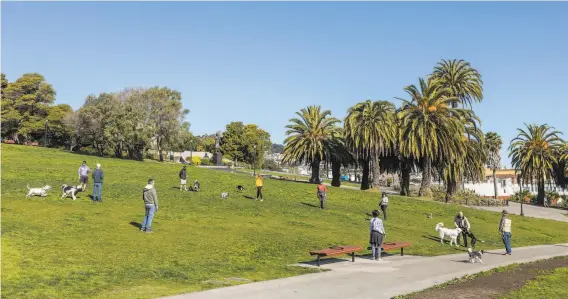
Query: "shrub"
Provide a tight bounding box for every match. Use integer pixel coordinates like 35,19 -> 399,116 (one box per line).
263,159 -> 282,172
201,157 -> 212,166
191,156 -> 202,166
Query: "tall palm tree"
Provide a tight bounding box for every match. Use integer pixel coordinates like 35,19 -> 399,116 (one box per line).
282,105 -> 341,183
397,77 -> 463,197
509,124 -> 564,205
344,100 -> 396,190
432,59 -> 483,108
485,132 -> 503,199
328,135 -> 354,187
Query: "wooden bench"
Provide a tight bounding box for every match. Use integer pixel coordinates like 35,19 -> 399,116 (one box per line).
4,140 -> 16,144
368,242 -> 412,256
309,245 -> 363,267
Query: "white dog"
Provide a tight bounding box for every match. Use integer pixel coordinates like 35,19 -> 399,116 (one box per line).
221,192 -> 229,199
435,223 -> 461,246
467,247 -> 484,263
26,184 -> 52,197
61,184 -> 80,200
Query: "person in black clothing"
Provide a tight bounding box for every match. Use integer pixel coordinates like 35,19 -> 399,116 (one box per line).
179,166 -> 187,192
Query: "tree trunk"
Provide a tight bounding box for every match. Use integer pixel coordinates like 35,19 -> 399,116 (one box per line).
371,155 -> 381,189
399,159 -> 411,196
445,180 -> 457,203
361,160 -> 371,190
493,169 -> 498,199
419,157 -> 433,197
331,161 -> 341,187
310,159 -> 321,183
537,179 -> 545,205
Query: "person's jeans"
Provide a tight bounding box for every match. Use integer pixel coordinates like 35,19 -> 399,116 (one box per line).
380,205 -> 387,220
503,232 -> 512,254
256,186 -> 263,199
318,192 -> 326,209
142,205 -> 156,230
93,183 -> 103,202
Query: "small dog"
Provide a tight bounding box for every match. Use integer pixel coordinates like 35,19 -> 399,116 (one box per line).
221,192 -> 229,199
467,247 -> 484,263
236,185 -> 245,192
26,184 -> 52,197
61,184 -> 80,200
193,180 -> 200,192
435,223 -> 462,246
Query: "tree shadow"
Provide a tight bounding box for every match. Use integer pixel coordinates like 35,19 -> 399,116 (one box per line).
129,221 -> 142,229
301,202 -> 319,208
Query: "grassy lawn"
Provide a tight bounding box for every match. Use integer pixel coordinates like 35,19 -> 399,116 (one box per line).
3,144 -> 568,299
238,168 -> 362,188
501,266 -> 568,298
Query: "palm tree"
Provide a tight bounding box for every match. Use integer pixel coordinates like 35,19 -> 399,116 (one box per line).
328,136 -> 354,187
282,105 -> 341,183
485,132 -> 503,199
397,77 -> 463,197
344,100 -> 396,190
509,124 -> 564,205
432,59 -> 483,108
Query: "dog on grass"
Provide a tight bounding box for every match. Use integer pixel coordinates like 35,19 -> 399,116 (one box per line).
236,185 -> 245,192
221,192 -> 229,199
467,247 -> 484,263
191,180 -> 200,192
61,184 -> 81,200
435,223 -> 461,246
26,184 -> 52,197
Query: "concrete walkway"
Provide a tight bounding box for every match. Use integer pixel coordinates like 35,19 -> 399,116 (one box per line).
160,244 -> 568,299
471,201 -> 568,222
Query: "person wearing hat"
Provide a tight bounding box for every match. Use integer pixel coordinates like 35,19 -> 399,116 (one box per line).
369,209 -> 386,261
454,211 -> 471,247
141,178 -> 159,233
499,210 -> 512,255
78,161 -> 91,191
92,163 -> 104,202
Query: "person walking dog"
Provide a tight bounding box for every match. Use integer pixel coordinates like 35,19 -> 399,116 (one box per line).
78,161 -> 90,191
454,211 -> 471,247
141,178 -> 159,233
370,210 -> 386,261
316,181 -> 327,209
379,192 -> 389,220
499,210 -> 512,255
92,163 -> 104,202
255,175 -> 264,201
179,165 -> 187,192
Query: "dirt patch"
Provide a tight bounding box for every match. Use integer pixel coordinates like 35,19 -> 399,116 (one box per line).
406,256 -> 568,299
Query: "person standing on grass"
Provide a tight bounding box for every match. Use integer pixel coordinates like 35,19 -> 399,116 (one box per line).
92,163 -> 104,202
317,181 -> 327,209
499,210 -> 512,255
370,210 -> 386,261
379,192 -> 389,220
179,165 -> 187,192
141,178 -> 159,233
78,161 -> 91,191
454,211 -> 471,247
255,175 -> 264,201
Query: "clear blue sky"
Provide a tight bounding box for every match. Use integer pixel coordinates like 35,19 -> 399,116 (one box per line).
3,1 -> 567,164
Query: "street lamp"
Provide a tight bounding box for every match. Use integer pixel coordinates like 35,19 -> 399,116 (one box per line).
519,176 -> 524,216
253,145 -> 257,176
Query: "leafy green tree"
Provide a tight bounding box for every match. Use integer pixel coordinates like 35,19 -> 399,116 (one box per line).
344,100 -> 396,190
432,59 -> 483,108
509,124 -> 564,205
283,105 -> 341,183
221,121 -> 246,162
197,135 -> 216,153
271,144 -> 284,154
242,124 -> 271,170
485,132 -> 503,199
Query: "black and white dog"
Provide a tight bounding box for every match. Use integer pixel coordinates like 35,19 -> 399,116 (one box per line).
26,184 -> 52,197
61,184 -> 81,200
192,180 -> 200,192
467,247 -> 484,263
236,185 -> 245,192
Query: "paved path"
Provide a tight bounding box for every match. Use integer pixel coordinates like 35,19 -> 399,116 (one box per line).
160,244 -> 568,299
470,201 -> 568,222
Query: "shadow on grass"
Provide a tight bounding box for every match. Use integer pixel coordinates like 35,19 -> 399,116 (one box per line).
129,221 -> 142,229
301,202 -> 319,208
242,195 -> 254,200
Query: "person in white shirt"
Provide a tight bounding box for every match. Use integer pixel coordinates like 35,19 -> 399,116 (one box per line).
499,210 -> 512,255
369,210 -> 386,261
379,192 -> 389,220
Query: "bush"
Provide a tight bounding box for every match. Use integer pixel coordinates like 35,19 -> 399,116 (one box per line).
263,159 -> 282,172
201,157 -> 212,166
191,156 -> 202,166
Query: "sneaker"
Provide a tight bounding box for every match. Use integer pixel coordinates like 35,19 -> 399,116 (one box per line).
260,199 -> 264,202
145,229 -> 153,233
140,227 -> 146,232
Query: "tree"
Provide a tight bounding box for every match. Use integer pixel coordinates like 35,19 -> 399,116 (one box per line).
328,135 -> 354,187
271,143 -> 284,154
282,105 -> 341,183
196,135 -> 216,153
344,100 -> 396,190
397,77 -> 463,197
509,124 -> 564,205
220,122 -> 246,162
432,59 -> 483,108
242,124 -> 271,170
485,132 -> 503,199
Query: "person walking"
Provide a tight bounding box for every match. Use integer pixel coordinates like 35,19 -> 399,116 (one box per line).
78,161 -> 91,191
316,181 -> 327,209
379,192 -> 389,220
499,210 -> 512,255
141,178 -> 159,233
370,210 -> 386,261
179,166 -> 187,192
255,175 -> 264,201
92,163 -> 104,202
454,211 -> 471,247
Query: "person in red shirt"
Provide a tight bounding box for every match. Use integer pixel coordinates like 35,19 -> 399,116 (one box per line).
317,181 -> 327,209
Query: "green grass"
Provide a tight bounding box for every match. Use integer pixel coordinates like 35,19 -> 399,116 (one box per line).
3,144 -> 568,299
501,266 -> 568,298
238,168 -> 362,188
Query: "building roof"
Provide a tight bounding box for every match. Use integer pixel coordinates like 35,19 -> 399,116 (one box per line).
484,168 -> 518,177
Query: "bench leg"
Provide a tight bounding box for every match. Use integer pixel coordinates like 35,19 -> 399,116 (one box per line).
351,252 -> 355,262
401,248 -> 404,256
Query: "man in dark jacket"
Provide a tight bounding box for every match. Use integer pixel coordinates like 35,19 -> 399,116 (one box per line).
141,178 -> 159,233
179,166 -> 187,192
92,163 -> 104,202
